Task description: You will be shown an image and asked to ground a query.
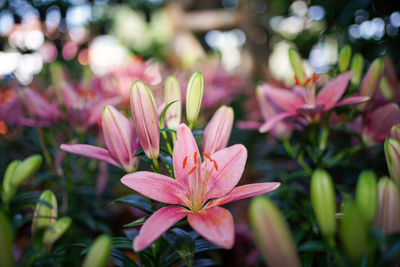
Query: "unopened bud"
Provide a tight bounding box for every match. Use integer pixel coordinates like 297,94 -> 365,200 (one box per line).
350,53 -> 364,86
338,45 -> 352,73
32,190 -> 58,235
82,235 -> 112,267
355,170 -> 378,226
186,71 -> 204,128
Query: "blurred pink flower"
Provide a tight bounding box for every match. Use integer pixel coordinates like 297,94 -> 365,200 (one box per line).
121,124 -> 280,251
0,88 -> 34,127
259,72 -> 369,132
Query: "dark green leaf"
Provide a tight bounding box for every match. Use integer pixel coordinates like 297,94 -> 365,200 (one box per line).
112,237 -> 133,250
124,216 -> 148,227
164,228 -> 195,267
298,240 -> 330,252
111,195 -> 152,213
159,100 -> 178,129
194,239 -> 220,253
110,248 -> 139,267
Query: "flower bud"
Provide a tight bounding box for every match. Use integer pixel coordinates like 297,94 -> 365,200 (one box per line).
0,211 -> 15,267
202,105 -> 234,155
43,217 -> 72,249
32,190 -> 58,235
385,138 -> 400,186
360,58 -> 383,98
12,155 -> 42,187
1,160 -> 20,203
82,235 -> 112,267
250,197 -> 301,267
102,106 -> 139,172
310,169 -> 336,242
130,81 -> 160,160
186,71 -> 204,128
390,124 -> 400,140
340,201 -> 368,263
164,76 -> 182,130
355,170 -> 378,226
377,178 -> 400,234
288,48 -> 305,85
338,45 -> 352,73
350,53 -> 364,86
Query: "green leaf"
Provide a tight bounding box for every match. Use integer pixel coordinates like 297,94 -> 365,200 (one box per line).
160,128 -> 177,133
159,100 -> 178,129
192,258 -> 220,266
194,239 -> 221,253
112,237 -> 133,250
124,216 -> 148,227
164,228 -> 195,267
298,240 -> 330,252
111,195 -> 152,213
110,248 -> 139,267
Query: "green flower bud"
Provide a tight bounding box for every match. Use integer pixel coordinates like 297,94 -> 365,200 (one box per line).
384,138 -> 400,187
350,53 -> 364,86
12,155 -> 42,187
338,45 -> 352,73
360,58 -> 383,98
32,190 -> 58,236
82,235 -> 112,267
310,169 -> 336,242
0,212 -> 15,267
390,124 -> 400,140
1,160 -> 20,203
186,71 -> 204,128
43,217 -> 72,249
377,178 -> 400,234
340,201 -> 368,263
355,170 -> 378,226
379,76 -> 394,101
250,197 -> 301,267
288,48 -> 305,85
164,76 -> 182,130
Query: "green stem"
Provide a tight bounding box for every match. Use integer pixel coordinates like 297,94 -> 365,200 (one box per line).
152,158 -> 160,173
161,131 -> 173,156
297,153 -> 313,175
37,127 -> 52,166
171,131 -> 177,145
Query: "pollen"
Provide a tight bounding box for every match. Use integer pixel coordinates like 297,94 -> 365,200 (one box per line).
182,156 -> 188,169
193,151 -> 197,164
188,166 -> 197,175
97,120 -> 103,129
213,160 -> 219,171
294,75 -> 301,86
203,152 -> 212,161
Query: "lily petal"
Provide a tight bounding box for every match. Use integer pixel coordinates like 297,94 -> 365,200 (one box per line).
188,206 -> 234,249
335,96 -> 370,107
205,144 -> 247,199
262,85 -> 305,113
259,112 -> 293,133
133,206 -> 189,251
60,144 -> 119,167
121,172 -> 188,205
316,71 -> 353,110
173,124 -> 200,189
207,182 -> 281,207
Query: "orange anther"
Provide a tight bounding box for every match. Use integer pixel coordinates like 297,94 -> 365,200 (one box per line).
203,152 -> 212,161
294,75 -> 301,86
0,120 -> 7,135
97,120 -> 102,129
188,166 -> 197,175
312,72 -> 320,84
303,77 -> 312,86
212,160 -> 219,171
193,151 -> 197,164
182,156 -> 188,169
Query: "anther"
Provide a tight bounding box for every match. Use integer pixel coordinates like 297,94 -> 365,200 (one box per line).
212,160 -> 219,171
188,166 -> 196,175
97,121 -> 103,129
182,156 -> 188,169
203,152 -> 212,161
193,151 -> 197,164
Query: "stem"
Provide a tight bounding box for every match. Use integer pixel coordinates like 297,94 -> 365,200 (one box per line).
152,158 -> 160,173
189,122 -> 194,130
37,127 -> 52,166
171,131 -> 177,145
297,153 -> 313,175
161,131 -> 173,156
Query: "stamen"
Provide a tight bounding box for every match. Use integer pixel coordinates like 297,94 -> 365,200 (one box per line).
193,151 -> 197,164
188,166 -> 197,175
182,156 -> 188,169
203,152 -> 212,161
294,75 -> 301,86
303,77 -> 312,86
312,72 -> 320,84
97,121 -> 103,129
212,160 -> 219,171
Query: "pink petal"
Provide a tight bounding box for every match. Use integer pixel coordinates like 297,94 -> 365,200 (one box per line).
207,182 -> 281,207
335,96 -> 370,107
262,85 -> 305,113
316,71 -> 353,110
121,172 -> 188,205
236,120 -> 262,130
133,206 -> 189,251
188,206 -> 234,249
60,144 -> 120,167
259,112 -> 293,133
87,96 -> 121,126
173,124 -> 200,189
204,144 -> 247,200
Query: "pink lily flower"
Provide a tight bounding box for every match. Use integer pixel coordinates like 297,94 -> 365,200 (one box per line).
21,88 -> 63,126
61,82 -> 121,132
0,88 -> 34,127
121,124 -> 280,251
202,105 -> 234,155
130,81 -> 160,160
61,105 -> 140,172
259,72 -> 369,132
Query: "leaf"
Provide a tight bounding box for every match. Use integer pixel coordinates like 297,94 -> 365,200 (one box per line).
111,195 -> 152,213
164,228 -> 195,267
160,128 -> 177,133
159,100 -> 178,129
194,239 -> 221,253
110,248 -> 139,267
124,216 -> 148,227
112,237 -> 133,250
298,240 -> 330,252
189,258 -> 220,267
